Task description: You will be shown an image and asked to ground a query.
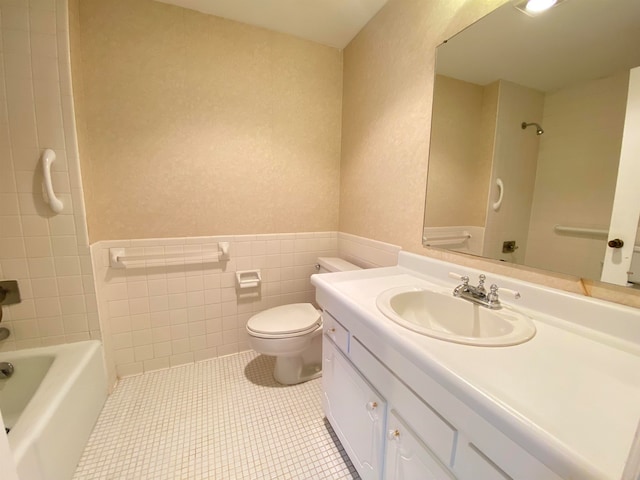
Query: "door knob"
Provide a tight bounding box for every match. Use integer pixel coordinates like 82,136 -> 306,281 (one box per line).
608,238 -> 624,248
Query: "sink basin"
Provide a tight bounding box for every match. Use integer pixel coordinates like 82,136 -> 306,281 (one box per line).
376,286 -> 536,346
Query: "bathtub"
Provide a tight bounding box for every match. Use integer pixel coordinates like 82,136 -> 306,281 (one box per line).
0,341 -> 107,480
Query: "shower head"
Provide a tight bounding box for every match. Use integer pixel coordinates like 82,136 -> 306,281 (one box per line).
521,121 -> 544,135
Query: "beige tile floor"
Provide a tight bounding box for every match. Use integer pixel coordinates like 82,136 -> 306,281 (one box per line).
73,351 -> 359,479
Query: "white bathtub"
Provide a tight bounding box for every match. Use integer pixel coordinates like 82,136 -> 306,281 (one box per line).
0,341 -> 107,480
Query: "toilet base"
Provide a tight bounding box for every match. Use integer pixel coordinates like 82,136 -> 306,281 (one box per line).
274,356 -> 322,385
272,331 -> 323,385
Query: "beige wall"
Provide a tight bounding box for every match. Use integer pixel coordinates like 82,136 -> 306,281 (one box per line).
525,71 -> 629,279
72,0 -> 343,242
424,75 -> 492,228
339,0 -> 507,253
339,0 -> 640,307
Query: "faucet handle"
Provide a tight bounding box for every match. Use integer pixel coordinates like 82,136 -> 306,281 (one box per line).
488,284 -> 521,302
448,272 -> 469,285
477,274 -> 486,292
487,284 -> 499,303
498,287 -> 521,300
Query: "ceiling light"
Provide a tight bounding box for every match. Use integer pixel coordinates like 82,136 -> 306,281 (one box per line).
513,0 -> 565,16
525,0 -> 557,13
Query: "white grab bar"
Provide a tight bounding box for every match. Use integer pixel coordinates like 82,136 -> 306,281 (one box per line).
41,149 -> 63,213
109,242 -> 229,269
492,178 -> 504,211
553,225 -> 608,236
554,225 -> 640,252
424,232 -> 471,247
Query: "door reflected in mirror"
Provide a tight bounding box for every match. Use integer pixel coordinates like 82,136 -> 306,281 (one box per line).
423,0 -> 640,286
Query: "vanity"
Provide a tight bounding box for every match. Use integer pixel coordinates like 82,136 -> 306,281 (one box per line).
312,252 -> 640,480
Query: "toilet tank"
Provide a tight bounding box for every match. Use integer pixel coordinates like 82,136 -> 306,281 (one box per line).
317,257 -> 361,274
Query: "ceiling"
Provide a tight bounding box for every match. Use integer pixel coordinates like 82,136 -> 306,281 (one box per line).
154,0 -> 389,49
437,0 -> 640,92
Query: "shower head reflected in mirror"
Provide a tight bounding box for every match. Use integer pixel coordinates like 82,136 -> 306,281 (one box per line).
521,121 -> 544,135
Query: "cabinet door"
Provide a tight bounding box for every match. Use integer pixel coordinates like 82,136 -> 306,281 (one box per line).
322,336 -> 386,480
384,410 -> 455,480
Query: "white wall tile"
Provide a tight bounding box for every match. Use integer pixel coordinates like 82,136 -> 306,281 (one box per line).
92,232 -> 339,378
24,236 -> 52,257
34,296 -> 61,317
60,294 -> 85,315
0,237 -> 25,258
151,340 -> 171,360
31,276 -> 58,297
28,256 -> 55,277
21,215 -> 50,236
54,255 -> 80,275
1,5 -> 29,31
29,8 -> 56,35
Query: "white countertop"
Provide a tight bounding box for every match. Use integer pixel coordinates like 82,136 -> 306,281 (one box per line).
312,258 -> 640,480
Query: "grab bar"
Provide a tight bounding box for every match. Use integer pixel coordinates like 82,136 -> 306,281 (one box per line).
109,242 -> 229,269
553,225 -> 608,236
423,232 -> 471,247
554,225 -> 640,252
41,149 -> 63,214
492,178 -> 504,211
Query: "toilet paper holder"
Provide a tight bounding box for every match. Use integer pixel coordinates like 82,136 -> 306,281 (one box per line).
236,270 -> 261,289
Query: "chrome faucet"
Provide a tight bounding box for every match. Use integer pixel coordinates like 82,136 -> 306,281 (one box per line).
450,272 -> 520,309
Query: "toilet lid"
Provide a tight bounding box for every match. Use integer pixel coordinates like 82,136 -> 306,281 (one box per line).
247,303 -> 321,336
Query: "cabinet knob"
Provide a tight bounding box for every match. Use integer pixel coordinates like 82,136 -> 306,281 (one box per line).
328,327 -> 336,333
388,429 -> 400,440
366,401 -> 378,411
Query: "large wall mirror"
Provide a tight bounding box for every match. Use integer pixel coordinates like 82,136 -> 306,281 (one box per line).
423,0 -> 640,287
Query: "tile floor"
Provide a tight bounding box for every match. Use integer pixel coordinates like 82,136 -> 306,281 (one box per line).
73,351 -> 360,479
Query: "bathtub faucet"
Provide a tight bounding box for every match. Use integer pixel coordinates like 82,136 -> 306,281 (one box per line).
0,362 -> 14,379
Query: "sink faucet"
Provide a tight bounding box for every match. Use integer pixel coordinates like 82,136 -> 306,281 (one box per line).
450,273 -> 520,309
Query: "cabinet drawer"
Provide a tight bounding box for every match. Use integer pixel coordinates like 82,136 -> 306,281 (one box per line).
456,439 -> 512,480
323,311 -> 349,354
385,409 -> 455,480
453,432 -> 563,480
350,337 -> 457,467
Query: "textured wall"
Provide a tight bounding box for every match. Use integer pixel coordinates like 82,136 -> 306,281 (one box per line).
525,71 -> 628,278
339,0 -> 507,252
73,0 -> 343,242
339,0 -> 640,307
0,0 -> 98,352
425,75 -> 494,228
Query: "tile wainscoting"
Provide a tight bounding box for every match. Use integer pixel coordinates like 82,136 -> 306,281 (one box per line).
91,232 -> 400,386
0,0 -> 98,352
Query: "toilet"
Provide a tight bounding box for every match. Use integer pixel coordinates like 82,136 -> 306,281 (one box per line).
246,257 -> 361,385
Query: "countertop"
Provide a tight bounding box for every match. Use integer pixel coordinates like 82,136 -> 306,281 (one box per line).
312,262 -> 640,480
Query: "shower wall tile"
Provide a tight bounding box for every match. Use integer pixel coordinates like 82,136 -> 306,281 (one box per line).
91,232 -> 339,385
0,0 -> 96,352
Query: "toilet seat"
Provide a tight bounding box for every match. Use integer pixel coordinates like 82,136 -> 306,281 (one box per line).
247,303 -> 321,339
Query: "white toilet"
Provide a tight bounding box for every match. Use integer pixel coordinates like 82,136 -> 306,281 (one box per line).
246,257 -> 361,385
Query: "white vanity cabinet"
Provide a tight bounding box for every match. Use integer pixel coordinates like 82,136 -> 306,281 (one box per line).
321,311 -> 563,480
322,335 -> 386,480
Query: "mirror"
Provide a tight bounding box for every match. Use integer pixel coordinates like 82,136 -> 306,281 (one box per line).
423,0 -> 640,285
